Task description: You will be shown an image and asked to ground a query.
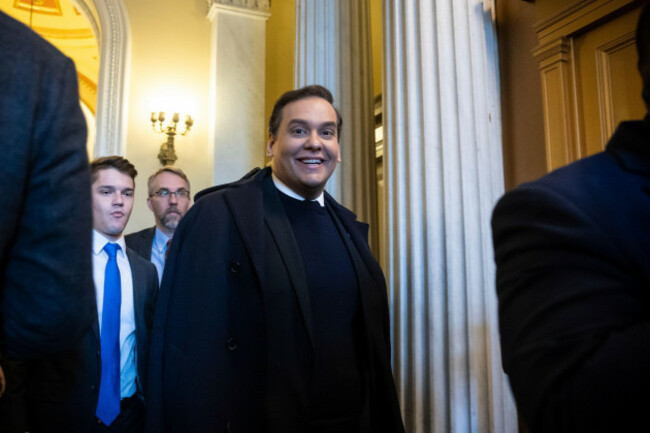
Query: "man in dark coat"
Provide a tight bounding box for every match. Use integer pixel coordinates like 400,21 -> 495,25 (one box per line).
147,85 -> 404,432
491,5 -> 650,432
0,10 -> 95,431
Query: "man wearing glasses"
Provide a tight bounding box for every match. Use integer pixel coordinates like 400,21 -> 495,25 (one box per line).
126,167 -> 191,283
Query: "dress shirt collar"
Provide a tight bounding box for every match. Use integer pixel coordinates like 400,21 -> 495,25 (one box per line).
271,172 -> 325,207
92,230 -> 127,256
153,227 -> 172,253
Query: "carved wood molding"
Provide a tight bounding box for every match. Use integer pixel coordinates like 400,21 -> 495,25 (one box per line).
533,37 -> 572,68
595,30 -> 637,145
533,0 -> 635,44
532,0 -> 636,171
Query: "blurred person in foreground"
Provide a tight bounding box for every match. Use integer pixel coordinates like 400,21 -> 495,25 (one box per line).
492,5 -> 650,432
0,10 -> 94,431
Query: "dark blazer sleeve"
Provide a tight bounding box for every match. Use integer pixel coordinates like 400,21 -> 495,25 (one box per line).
0,12 -> 94,360
492,182 -> 650,433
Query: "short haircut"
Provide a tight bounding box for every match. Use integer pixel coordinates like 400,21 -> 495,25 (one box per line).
637,3 -> 650,106
90,156 -> 137,184
147,166 -> 191,196
268,85 -> 343,140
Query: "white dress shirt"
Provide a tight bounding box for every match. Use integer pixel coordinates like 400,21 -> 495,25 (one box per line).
272,173 -> 325,207
92,230 -> 137,399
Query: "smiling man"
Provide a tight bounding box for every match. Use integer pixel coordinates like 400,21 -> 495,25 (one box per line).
147,85 -> 404,433
126,167 -> 191,283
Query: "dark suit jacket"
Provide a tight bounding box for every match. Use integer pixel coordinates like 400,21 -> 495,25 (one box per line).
24,248 -> 158,433
492,119 -> 650,432
125,227 -> 156,261
147,167 -> 404,433
0,10 -> 94,360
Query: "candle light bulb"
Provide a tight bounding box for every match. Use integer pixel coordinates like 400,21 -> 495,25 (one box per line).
158,112 -> 166,122
150,112 -> 157,123
172,112 -> 180,123
185,115 -> 194,127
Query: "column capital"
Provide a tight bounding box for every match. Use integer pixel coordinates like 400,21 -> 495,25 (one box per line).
207,0 -> 270,21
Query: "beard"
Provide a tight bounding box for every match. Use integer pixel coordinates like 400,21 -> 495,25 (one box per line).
160,209 -> 182,231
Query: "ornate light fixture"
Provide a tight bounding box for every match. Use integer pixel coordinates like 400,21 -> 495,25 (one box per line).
150,112 -> 194,166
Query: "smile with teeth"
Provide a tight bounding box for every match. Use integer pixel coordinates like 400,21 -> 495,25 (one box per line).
299,158 -> 324,166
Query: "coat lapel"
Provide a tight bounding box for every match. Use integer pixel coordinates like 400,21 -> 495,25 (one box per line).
326,193 -> 386,288
260,173 -> 315,347
223,168 -> 314,346
223,175 -> 267,288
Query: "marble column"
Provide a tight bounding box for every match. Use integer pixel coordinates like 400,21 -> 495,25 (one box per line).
207,0 -> 270,185
383,0 -> 517,432
294,0 -> 378,250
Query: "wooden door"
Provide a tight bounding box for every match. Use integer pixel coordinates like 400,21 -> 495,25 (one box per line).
533,0 -> 645,171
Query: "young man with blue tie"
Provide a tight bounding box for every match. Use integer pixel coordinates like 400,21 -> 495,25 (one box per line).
21,156 -> 158,433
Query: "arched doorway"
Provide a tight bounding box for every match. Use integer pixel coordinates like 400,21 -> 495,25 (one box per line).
0,0 -> 129,157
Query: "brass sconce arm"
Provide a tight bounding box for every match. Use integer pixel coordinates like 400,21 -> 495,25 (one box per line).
150,112 -> 194,166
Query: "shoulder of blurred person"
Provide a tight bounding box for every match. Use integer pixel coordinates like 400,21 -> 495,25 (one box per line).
0,10 -> 95,360
491,6 -> 650,431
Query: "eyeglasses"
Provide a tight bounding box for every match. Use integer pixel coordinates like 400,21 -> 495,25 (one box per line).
151,189 -> 190,200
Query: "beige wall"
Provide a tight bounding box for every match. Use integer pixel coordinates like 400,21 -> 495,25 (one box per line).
497,0 -> 547,190
121,0 -> 214,233
265,0 -> 295,141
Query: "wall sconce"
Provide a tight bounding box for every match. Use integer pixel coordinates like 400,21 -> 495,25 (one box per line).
150,112 -> 194,165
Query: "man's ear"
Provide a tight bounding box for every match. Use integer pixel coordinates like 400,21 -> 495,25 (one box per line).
147,197 -> 153,212
266,133 -> 275,158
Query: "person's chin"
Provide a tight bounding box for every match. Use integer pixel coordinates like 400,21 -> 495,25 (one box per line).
299,175 -> 327,190
105,225 -> 125,238
163,218 -> 179,231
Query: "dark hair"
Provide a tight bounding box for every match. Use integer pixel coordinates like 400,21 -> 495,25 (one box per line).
638,3 -> 650,107
147,166 -> 190,196
268,85 -> 343,140
90,156 -> 137,184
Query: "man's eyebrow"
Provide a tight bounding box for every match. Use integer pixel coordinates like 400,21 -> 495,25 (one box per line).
288,119 -> 337,128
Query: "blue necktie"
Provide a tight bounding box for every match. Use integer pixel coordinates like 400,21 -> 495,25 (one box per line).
96,242 -> 121,425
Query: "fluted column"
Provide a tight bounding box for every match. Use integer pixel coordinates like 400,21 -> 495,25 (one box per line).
294,0 -> 378,250
208,0 -> 270,185
383,1 -> 517,432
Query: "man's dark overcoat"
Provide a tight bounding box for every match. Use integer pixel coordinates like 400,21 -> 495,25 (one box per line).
147,167 -> 404,433
492,118 -> 650,432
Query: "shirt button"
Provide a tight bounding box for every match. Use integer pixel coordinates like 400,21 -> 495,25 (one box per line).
229,261 -> 241,273
226,337 -> 238,351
